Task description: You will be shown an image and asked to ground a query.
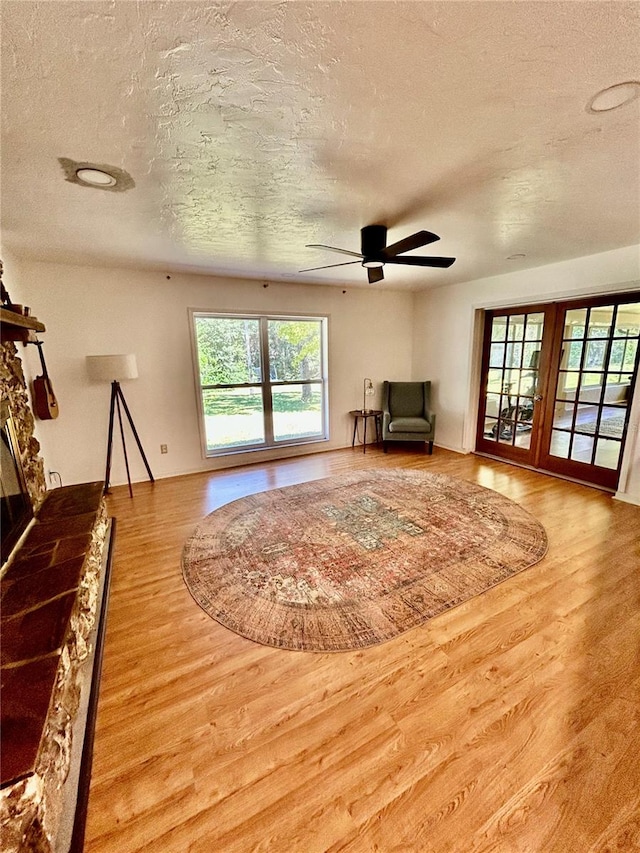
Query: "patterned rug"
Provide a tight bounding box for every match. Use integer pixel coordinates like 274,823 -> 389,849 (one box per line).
182,469 -> 548,651
576,414 -> 625,438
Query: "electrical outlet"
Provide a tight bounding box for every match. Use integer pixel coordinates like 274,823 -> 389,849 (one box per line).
160,444 -> 168,454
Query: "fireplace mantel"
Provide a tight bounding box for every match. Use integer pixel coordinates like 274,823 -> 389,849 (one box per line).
0,308 -> 46,343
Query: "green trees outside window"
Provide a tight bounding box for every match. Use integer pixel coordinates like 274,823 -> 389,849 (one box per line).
193,313 -> 328,453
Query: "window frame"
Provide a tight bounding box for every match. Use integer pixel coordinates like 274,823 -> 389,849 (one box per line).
189,310 -> 330,458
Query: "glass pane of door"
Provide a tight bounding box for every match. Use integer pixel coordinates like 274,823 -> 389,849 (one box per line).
548,302 -> 639,472
478,310 -> 545,460
543,298 -> 640,486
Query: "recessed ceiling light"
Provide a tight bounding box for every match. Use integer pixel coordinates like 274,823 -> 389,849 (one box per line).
59,158 -> 135,192
507,253 -> 526,260
75,168 -> 117,187
587,81 -> 640,113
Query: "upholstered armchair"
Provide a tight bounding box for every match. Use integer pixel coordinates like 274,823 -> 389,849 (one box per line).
382,381 -> 436,454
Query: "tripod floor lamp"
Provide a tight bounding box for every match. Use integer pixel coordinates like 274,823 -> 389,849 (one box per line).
87,354 -> 154,498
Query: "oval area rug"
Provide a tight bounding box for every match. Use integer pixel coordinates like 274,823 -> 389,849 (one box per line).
182,469 -> 548,651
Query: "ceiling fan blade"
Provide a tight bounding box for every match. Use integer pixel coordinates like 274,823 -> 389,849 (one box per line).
305,244 -> 363,259
299,260 -> 362,272
386,255 -> 456,268
368,267 -> 385,284
383,230 -> 440,257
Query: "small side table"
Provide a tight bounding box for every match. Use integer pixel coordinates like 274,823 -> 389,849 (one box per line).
349,409 -> 382,454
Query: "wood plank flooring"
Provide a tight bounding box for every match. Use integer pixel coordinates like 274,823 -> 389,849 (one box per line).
84,447 -> 640,853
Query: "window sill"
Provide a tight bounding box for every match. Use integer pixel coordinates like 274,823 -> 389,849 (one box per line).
204,435 -> 329,459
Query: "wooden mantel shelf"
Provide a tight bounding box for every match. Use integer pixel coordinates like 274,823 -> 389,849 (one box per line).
1,307 -> 46,342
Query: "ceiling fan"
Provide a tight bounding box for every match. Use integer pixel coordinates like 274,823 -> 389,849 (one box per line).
300,224 -> 456,283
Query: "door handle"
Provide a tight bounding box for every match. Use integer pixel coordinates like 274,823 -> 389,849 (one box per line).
534,394 -> 543,402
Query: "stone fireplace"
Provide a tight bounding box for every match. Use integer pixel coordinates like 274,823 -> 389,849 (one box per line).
1,398 -> 35,559
1,332 -> 111,852
0,340 -> 47,515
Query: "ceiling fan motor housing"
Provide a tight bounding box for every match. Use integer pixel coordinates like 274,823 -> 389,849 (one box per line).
361,224 -> 387,260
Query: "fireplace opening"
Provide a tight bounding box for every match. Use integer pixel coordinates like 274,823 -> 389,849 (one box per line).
1,399 -> 34,563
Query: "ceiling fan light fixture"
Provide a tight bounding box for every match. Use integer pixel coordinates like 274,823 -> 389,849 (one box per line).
362,259 -> 385,269
587,81 -> 640,113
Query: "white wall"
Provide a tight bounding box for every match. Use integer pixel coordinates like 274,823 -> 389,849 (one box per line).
7,258 -> 414,487
412,244 -> 640,503
7,247 -> 640,503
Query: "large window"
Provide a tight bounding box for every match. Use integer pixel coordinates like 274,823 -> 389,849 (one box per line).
192,312 -> 329,455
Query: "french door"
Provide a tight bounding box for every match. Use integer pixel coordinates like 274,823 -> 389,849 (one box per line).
476,293 -> 640,490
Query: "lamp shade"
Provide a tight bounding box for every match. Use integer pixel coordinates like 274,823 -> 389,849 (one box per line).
86,354 -> 138,382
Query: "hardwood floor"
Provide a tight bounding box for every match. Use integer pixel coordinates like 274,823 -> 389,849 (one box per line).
84,447 -> 640,853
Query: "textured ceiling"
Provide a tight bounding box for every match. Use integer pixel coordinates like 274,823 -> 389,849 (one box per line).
1,1 -> 639,290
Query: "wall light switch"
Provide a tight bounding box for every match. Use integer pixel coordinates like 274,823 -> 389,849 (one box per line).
160,444 -> 168,454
